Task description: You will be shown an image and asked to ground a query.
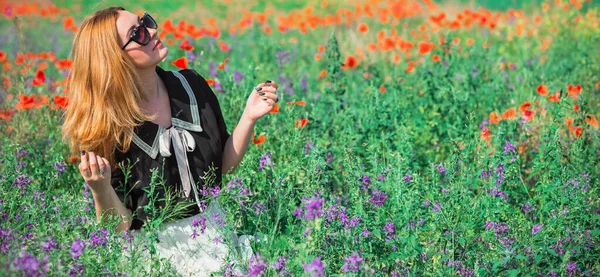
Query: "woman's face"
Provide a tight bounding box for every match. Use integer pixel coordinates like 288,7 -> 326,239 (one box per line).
116,10 -> 168,68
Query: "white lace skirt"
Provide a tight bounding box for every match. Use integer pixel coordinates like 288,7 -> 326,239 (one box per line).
127,200 -> 253,277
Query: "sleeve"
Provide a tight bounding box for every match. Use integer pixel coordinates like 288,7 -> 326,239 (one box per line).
189,69 -> 231,150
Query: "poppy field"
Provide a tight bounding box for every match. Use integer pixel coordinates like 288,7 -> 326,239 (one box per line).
1,0 -> 599,276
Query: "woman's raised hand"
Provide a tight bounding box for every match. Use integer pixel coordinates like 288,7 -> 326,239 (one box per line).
78,151 -> 112,191
243,80 -> 279,122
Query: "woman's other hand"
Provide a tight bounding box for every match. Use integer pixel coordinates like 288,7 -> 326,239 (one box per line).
243,80 -> 279,122
78,151 -> 112,191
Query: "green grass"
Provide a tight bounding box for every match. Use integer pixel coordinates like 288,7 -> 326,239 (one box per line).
1,0 -> 599,276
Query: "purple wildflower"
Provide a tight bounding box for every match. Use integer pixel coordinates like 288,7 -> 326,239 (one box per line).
15,148 -> 29,158
53,161 -> 66,177
41,238 -> 58,253
566,262 -> 580,276
248,253 -> 267,277
300,76 -> 307,91
402,174 -> 412,183
273,256 -> 290,277
303,227 -> 312,236
384,221 -> 396,241
479,118 -> 489,130
361,226 -> 371,237
432,201 -> 442,212
70,238 -> 85,260
304,197 -> 325,220
209,62 -> 218,77
276,51 -> 291,67
504,141 -> 516,155
480,168 -> 491,179
89,228 -> 109,248
187,50 -> 196,62
69,263 -> 85,277
488,187 -> 509,201
325,151 -> 334,164
259,152 -> 273,171
341,252 -> 362,273
292,207 -> 304,219
361,175 -> 371,188
436,164 -> 447,176
233,71 -> 244,83
531,224 -> 543,235
11,251 -> 49,277
304,257 -> 326,277
304,141 -> 314,155
369,189 -> 388,207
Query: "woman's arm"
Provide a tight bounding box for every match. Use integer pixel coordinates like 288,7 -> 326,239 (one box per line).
91,182 -> 133,232
221,81 -> 279,174
80,151 -> 132,233
221,112 -> 256,174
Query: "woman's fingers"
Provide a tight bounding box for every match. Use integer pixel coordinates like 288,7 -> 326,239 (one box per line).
262,98 -> 276,107
255,80 -> 279,91
260,92 -> 278,103
255,86 -> 278,102
97,156 -> 106,177
78,151 -> 91,179
88,151 -> 100,177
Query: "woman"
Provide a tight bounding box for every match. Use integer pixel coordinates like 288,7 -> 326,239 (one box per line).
61,7 -> 277,275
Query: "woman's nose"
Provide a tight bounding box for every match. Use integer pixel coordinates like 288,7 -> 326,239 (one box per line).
148,27 -> 158,39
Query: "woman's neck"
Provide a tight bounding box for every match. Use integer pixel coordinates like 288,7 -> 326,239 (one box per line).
138,66 -> 161,103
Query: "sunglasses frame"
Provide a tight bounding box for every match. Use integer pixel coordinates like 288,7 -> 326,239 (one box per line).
121,12 -> 158,50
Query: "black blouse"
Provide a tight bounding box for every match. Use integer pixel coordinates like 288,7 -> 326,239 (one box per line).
110,66 -> 230,230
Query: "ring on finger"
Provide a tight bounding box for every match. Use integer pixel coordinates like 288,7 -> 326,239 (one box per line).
99,167 -> 105,176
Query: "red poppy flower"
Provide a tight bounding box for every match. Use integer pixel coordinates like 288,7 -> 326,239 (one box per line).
54,95 -> 69,110
295,118 -> 309,128
548,91 -> 560,103
16,94 -> 37,110
218,57 -> 229,70
172,57 -> 188,69
564,117 -> 574,126
318,70 -> 327,80
522,109 -> 535,121
55,59 -> 73,70
252,132 -> 266,145
270,103 -> 279,114
585,115 -> 598,129
480,127 -> 491,141
180,39 -> 194,51
357,23 -> 369,33
32,70 -> 46,86
489,112 -> 500,124
343,56 -> 358,69
0,109 -> 15,121
501,108 -> 516,120
536,84 -> 548,96
418,41 -> 436,55
287,101 -> 306,106
519,102 -> 531,113
567,84 -> 582,100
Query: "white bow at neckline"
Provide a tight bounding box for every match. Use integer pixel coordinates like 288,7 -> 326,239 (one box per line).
159,126 -> 203,210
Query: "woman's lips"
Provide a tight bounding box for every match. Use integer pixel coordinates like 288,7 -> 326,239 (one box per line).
153,40 -> 162,50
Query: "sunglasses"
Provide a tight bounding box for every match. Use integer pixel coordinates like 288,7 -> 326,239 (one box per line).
121,12 -> 158,50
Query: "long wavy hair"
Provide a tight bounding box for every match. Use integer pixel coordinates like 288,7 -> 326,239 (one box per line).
62,6 -> 155,169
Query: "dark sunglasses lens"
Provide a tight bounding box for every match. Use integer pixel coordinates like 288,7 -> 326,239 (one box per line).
133,26 -> 150,45
143,13 -> 157,29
